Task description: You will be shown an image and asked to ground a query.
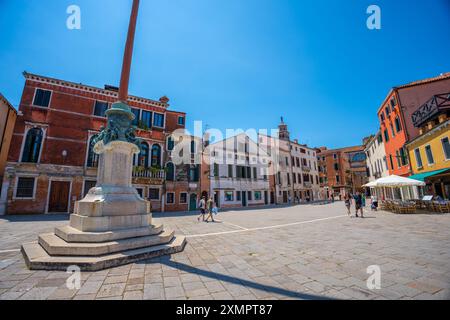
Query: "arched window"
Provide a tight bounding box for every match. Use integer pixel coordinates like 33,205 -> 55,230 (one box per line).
139,142 -> 150,167
166,162 -> 175,181
151,144 -> 161,168
86,136 -> 99,167
21,128 -> 43,163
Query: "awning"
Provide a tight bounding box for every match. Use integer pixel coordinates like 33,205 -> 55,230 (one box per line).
409,168 -> 450,182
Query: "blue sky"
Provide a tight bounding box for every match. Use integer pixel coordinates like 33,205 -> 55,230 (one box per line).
1,0 -> 449,149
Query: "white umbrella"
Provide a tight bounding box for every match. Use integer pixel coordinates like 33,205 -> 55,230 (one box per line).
363,181 -> 377,188
374,175 -> 425,187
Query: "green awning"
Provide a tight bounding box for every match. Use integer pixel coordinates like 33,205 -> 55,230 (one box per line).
409,168 -> 450,182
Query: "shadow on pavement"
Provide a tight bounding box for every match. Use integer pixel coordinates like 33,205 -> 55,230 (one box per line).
142,257 -> 335,300
0,214 -> 69,223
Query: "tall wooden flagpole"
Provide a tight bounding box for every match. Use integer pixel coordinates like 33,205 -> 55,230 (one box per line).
119,0 -> 140,102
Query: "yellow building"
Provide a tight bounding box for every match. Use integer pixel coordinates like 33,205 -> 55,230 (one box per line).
406,92 -> 450,199
0,93 -> 18,214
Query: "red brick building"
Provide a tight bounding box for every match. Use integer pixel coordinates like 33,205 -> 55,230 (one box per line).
316,145 -> 367,198
0,72 -> 202,214
377,72 -> 450,177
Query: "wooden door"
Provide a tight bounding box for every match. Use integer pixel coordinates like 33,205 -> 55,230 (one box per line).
49,181 -> 70,213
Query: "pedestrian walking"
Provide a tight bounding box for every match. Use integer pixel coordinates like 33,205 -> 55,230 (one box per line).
371,194 -> 378,211
354,192 -> 364,218
197,196 -> 206,222
344,193 -> 352,216
205,197 -> 215,223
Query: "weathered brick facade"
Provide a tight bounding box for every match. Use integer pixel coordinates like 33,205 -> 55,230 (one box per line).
1,72 -> 199,215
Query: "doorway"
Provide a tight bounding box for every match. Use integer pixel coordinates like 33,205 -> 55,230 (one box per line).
283,191 -> 288,203
264,191 -> 269,205
48,181 -> 71,213
242,191 -> 247,207
189,194 -> 197,211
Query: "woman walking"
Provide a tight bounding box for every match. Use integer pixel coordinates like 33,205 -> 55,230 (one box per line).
344,193 -> 352,216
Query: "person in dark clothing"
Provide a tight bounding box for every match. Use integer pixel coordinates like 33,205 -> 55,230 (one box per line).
354,192 -> 364,218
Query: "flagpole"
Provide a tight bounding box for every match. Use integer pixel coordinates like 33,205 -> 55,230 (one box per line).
118,0 -> 140,102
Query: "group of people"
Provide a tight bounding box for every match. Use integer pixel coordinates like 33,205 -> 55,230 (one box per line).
197,196 -> 218,223
343,192 -> 378,218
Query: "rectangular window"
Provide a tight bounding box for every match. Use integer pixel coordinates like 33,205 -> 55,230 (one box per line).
442,137 -> 450,160
400,147 -> 408,166
166,192 -> 175,204
141,110 -> 152,129
414,148 -> 423,169
247,191 -> 253,201
148,188 -> 160,200
180,193 -> 187,204
236,191 -> 241,201
33,89 -> 51,108
390,155 -> 394,170
131,108 -> 140,126
254,191 -> 262,200
253,167 -> 257,180
395,117 -> 402,132
228,165 -> 233,178
396,150 -> 401,167
334,163 -> 339,171
336,175 -> 340,184
93,101 -> 109,117
225,191 -> 234,202
384,129 -> 389,142
83,180 -> 96,197
153,113 -> 165,127
16,177 -> 35,198
214,163 -> 219,177
425,145 -> 434,165
178,116 -> 185,125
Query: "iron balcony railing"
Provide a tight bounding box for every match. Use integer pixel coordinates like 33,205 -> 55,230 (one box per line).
132,167 -> 166,179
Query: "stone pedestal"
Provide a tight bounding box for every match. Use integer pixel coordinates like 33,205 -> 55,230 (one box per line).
21,140 -> 186,271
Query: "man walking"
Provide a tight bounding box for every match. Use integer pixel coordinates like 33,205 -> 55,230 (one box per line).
354,192 -> 364,218
205,197 -> 215,223
197,196 -> 206,222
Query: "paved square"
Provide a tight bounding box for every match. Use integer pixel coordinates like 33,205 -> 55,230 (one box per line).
0,202 -> 449,300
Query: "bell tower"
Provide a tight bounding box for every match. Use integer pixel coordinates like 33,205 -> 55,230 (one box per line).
278,117 -> 290,141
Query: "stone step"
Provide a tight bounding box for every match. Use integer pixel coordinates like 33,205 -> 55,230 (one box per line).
38,229 -> 175,256
21,235 -> 187,271
69,213 -> 153,232
55,224 -> 164,243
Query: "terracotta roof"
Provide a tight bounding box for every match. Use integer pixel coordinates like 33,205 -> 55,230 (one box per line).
377,72 -> 450,113
394,72 -> 450,89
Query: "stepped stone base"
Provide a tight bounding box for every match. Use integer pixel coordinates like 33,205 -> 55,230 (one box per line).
21,140 -> 187,271
22,235 -> 186,271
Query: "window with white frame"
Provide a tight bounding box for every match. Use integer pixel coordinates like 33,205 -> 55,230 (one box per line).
153,113 -> 165,128
33,89 -> 51,108
180,193 -> 187,204
441,137 -> 450,160
166,192 -> 175,204
425,145 -> 434,165
16,177 -> 36,198
225,191 -> 234,202
93,101 -> 109,117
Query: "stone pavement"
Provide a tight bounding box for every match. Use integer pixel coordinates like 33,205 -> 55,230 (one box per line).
0,202 -> 449,300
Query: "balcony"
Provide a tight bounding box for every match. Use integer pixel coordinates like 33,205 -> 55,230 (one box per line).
132,166 -> 165,184
303,181 -> 312,188
302,165 -> 311,172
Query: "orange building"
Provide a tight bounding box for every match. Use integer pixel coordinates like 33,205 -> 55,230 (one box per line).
377,72 -> 450,177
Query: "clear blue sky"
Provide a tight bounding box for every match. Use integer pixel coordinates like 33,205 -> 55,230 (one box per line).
1,0 -> 449,149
